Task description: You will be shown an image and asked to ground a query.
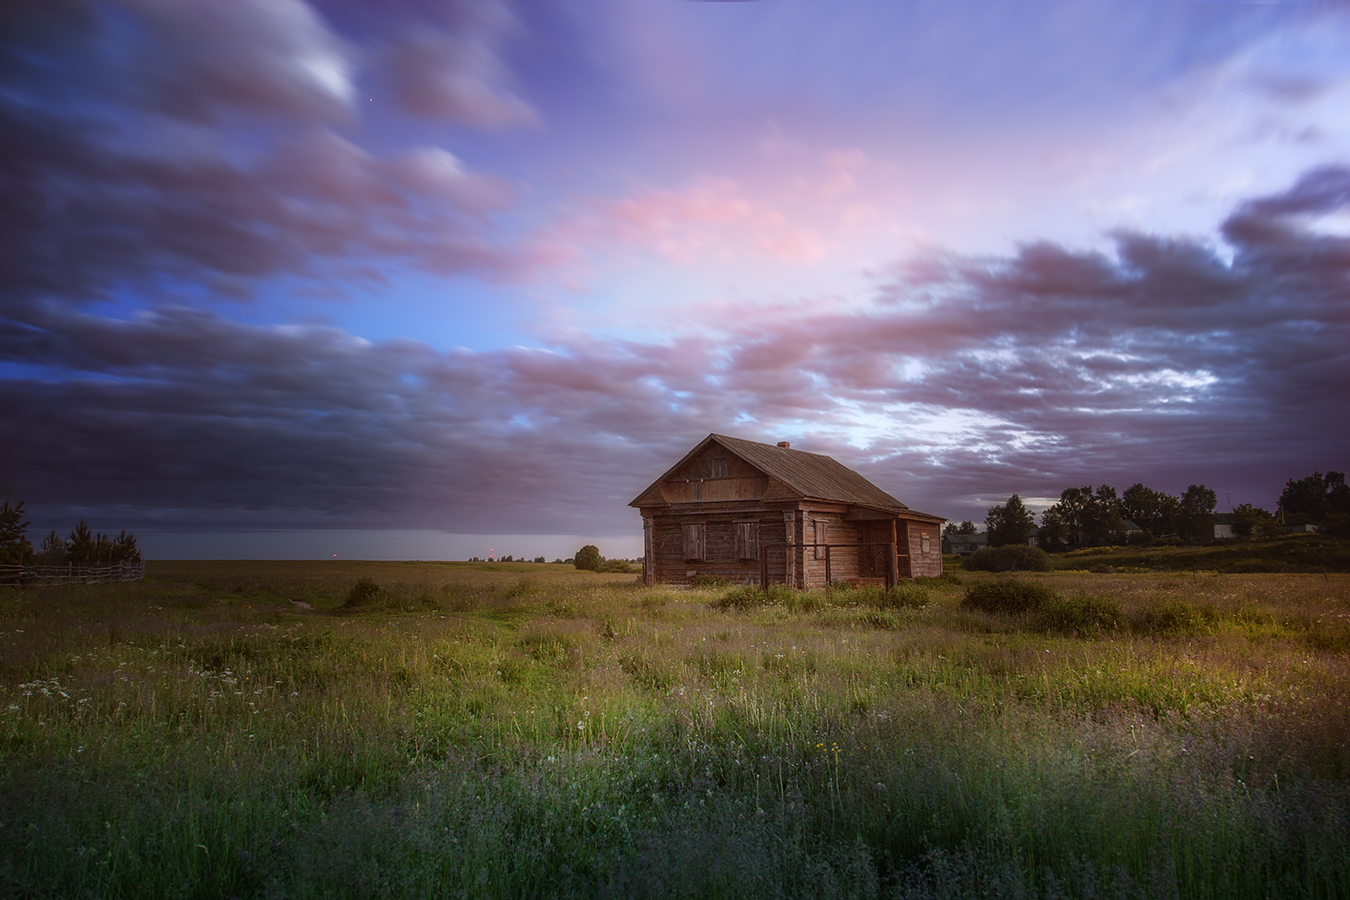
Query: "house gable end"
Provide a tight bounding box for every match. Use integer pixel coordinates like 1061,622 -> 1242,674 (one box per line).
631,436 -> 776,508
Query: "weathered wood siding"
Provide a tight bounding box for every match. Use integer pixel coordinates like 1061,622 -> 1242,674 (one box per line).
906,518 -> 943,578
801,513 -> 866,588
646,505 -> 789,586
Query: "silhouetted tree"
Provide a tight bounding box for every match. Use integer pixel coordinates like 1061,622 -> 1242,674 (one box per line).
0,501 -> 33,564
66,521 -> 98,566
1038,485 -> 1123,549
1279,471 -> 1350,523
37,529 -> 66,564
1121,483 -> 1180,537
985,495 -> 1036,547
1232,504 -> 1280,538
943,521 -> 978,538
1178,484 -> 1217,540
112,530 -> 141,563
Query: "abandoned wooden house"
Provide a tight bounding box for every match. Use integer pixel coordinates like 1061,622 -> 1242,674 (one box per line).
630,434 -> 945,588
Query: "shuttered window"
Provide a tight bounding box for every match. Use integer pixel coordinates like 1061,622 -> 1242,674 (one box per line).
814,520 -> 827,559
735,522 -> 759,560
682,523 -> 706,561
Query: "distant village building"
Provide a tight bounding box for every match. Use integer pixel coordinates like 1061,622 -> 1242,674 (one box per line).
941,532 -> 987,555
1210,513 -> 1236,540
630,434 -> 944,587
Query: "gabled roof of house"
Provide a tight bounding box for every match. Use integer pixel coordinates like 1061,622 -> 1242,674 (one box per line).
631,433 -> 941,519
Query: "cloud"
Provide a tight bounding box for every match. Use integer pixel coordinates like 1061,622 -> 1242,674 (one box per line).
116,0 -> 357,121
4,168 -> 1347,532
380,8 -> 540,127
0,0 -> 533,311
545,178 -> 833,267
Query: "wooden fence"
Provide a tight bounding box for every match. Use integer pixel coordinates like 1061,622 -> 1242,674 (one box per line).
0,560 -> 146,587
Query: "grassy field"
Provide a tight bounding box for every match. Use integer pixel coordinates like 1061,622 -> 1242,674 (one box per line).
1042,534 -> 1350,574
2,561 -> 1348,898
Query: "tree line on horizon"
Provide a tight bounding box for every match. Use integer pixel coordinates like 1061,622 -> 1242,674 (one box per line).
0,501 -> 142,567
944,470 -> 1350,551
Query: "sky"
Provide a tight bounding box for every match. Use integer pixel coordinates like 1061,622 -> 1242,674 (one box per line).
2,0 -> 1348,561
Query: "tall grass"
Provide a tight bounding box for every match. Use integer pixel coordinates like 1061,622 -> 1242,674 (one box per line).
1,563 -> 1348,897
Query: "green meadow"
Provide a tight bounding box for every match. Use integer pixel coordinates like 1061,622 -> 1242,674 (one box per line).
2,561 -> 1348,898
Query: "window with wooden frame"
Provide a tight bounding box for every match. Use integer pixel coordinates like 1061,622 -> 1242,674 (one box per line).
682,523 -> 706,561
813,519 -> 827,559
734,522 -> 759,560
711,457 -> 727,478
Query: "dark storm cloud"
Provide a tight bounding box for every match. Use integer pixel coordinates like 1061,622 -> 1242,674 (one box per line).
4,169 -> 1347,533
0,0 -> 526,310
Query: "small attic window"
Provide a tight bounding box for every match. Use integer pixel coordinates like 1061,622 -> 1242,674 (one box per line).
711,458 -> 727,478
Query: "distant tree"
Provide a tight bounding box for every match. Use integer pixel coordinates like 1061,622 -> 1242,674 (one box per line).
574,545 -> 602,571
66,521 -> 100,566
37,529 -> 66,564
1038,506 -> 1071,552
1038,485 -> 1123,549
112,530 -> 141,563
1232,504 -> 1280,538
1279,471 -> 1350,523
1120,483 -> 1180,537
985,495 -> 1036,547
533,556 -> 546,564
1178,484 -> 1218,540
943,521 -> 978,538
0,501 -> 33,564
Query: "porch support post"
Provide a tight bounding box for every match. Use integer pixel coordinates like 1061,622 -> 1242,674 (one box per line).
783,510 -> 797,589
642,516 -> 654,585
888,519 -> 900,588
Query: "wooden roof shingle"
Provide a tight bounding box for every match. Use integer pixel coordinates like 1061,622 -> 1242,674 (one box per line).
631,433 -> 942,520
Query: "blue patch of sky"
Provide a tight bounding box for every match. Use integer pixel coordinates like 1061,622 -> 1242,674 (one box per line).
189,273 -> 535,352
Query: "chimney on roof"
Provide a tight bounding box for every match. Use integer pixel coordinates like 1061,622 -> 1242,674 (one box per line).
777,441 -> 791,449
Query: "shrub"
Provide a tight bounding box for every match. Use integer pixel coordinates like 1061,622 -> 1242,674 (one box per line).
573,545 -> 602,571
961,580 -> 1058,615
598,559 -> 636,574
712,586 -> 765,610
343,578 -> 389,610
1029,593 -> 1125,636
1131,600 -> 1212,637
711,583 -> 795,610
962,545 -> 1054,572
852,582 -> 930,610
691,574 -> 735,589
503,577 -> 539,599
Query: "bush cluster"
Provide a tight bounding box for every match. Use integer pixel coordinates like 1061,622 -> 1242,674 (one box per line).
1029,593 -> 1125,636
960,580 -> 1058,615
961,544 -> 1053,572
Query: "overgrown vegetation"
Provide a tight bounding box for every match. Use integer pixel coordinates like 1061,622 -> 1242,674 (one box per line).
961,543 -> 1054,572
1048,534 -> 1350,574
961,579 -> 1058,614
2,561 -> 1348,898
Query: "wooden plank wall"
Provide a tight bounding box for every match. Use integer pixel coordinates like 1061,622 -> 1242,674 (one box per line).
905,518 -> 944,578
649,508 -> 786,585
